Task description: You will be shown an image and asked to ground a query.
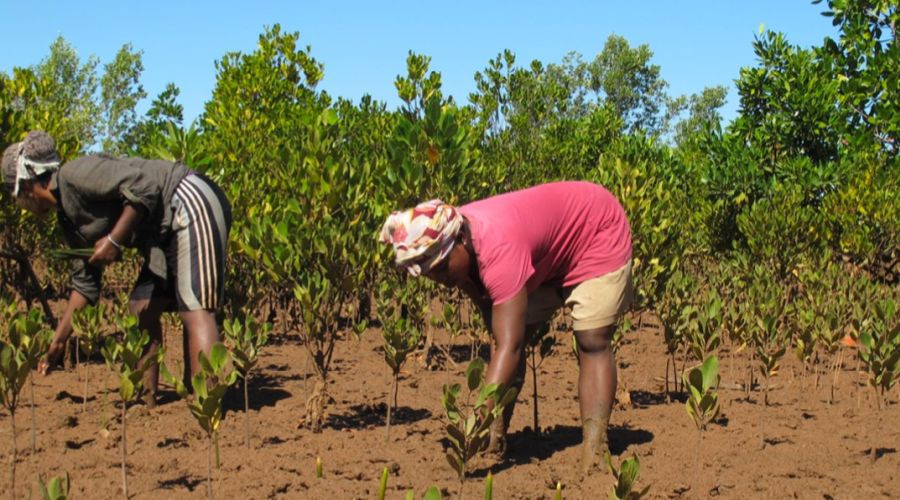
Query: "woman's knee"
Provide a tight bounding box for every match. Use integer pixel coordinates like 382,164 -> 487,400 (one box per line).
575,325 -> 616,354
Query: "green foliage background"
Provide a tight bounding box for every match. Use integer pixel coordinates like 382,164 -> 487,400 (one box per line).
0,1 -> 897,378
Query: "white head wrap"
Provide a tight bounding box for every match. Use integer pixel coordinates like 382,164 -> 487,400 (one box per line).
1,131 -> 61,197
379,199 -> 462,277
12,143 -> 60,196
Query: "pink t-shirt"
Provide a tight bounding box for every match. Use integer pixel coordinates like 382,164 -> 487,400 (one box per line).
459,181 -> 632,305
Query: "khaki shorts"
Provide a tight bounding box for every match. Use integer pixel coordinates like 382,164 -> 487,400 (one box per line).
525,261 -> 633,331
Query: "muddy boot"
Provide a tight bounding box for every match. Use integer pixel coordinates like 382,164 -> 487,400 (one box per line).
483,415 -> 507,459
581,417 -> 609,474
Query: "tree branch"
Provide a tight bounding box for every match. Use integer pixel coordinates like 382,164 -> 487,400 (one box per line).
0,249 -> 57,328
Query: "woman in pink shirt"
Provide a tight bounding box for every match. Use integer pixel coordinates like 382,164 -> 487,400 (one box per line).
380,181 -> 633,471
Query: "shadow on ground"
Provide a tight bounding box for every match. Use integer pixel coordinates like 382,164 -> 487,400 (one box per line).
630,390 -> 687,406
325,402 -> 432,430
468,424 -> 654,477
158,475 -> 204,491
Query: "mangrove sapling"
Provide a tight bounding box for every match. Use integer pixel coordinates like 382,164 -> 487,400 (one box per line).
604,452 -> 650,500
431,292 -> 470,368
484,471 -> 493,500
858,299 -> 899,462
223,316 -> 271,448
442,358 -> 517,500
658,271 -> 696,398
753,314 -> 787,408
381,315 -> 420,440
745,266 -> 787,406
162,343 -> 238,499
72,304 -> 106,414
683,356 -> 720,497
376,280 -> 425,440
293,271 -> 349,432
524,323 -> 555,432
687,289 -> 723,363
36,472 -> 70,500
752,309 -> 787,449
315,456 -> 323,479
16,309 -> 51,454
1,309 -> 51,500
794,307 -> 817,394
100,315 -> 162,500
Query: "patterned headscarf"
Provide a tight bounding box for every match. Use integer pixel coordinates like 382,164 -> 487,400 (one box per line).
379,199 -> 462,277
1,131 -> 61,197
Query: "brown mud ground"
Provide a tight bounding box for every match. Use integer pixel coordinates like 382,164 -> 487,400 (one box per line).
2,312 -> 898,499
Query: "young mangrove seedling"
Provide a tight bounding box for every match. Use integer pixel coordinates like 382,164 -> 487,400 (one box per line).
37,472 -> 71,500
72,303 -> 106,414
442,358 -> 517,500
683,355 -> 720,497
687,289 -> 723,362
525,323 -> 555,433
753,311 -> 787,408
223,316 -> 271,448
859,299 -> 899,411
604,452 -> 650,500
1,308 -> 51,498
858,299 -> 899,462
20,309 -> 52,455
101,314 -> 162,500
315,456 -> 323,479
162,342 -> 237,500
376,280 -> 424,441
484,471 -> 493,500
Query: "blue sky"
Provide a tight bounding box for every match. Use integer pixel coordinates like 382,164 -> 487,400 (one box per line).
1,1 -> 836,125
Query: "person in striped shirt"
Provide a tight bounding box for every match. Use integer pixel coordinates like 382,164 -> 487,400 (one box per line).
2,130 -> 232,406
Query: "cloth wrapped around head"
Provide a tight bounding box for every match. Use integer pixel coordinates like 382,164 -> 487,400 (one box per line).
1,130 -> 61,197
379,199 -> 462,277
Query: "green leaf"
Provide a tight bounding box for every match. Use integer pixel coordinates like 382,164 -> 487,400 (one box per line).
119,374 -> 135,401
209,343 -> 228,372
700,356 -> 719,391
445,451 -> 463,476
465,413 -> 477,436
466,358 -> 485,392
424,485 -> 443,500
198,351 -> 214,374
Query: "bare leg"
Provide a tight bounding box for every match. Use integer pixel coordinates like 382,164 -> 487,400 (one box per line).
575,325 -> 617,472
130,297 -> 171,407
179,309 -> 220,378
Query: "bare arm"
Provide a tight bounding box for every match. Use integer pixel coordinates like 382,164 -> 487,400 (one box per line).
88,203 -> 146,266
39,289 -> 89,375
484,288 -> 528,389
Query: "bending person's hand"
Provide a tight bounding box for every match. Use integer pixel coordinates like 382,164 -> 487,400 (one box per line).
38,339 -> 65,375
88,235 -> 121,266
